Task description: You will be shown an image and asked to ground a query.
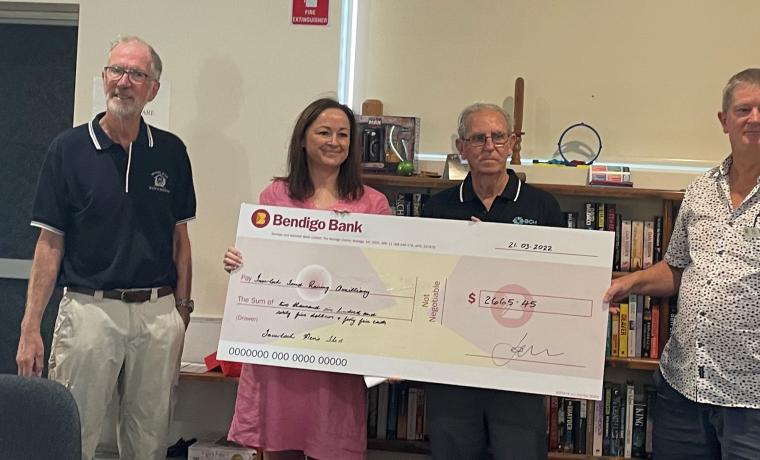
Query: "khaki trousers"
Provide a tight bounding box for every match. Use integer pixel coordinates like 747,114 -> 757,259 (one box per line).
48,290 -> 185,460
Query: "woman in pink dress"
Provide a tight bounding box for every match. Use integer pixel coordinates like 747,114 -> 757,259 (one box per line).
223,98 -> 391,460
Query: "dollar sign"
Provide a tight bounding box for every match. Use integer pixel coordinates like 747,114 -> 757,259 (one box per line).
468,292 -> 476,304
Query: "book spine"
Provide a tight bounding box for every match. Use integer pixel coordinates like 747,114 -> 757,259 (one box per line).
635,294 -> 645,358
593,397 -> 604,455
605,204 -> 617,232
632,400 -> 647,458
645,387 -> 657,456
564,398 -> 575,452
406,387 -> 417,441
618,303 -> 629,358
628,294 -> 637,358
650,302 -> 661,359
584,203 -> 597,230
606,313 -> 612,356
386,383 -> 399,439
564,211 -> 578,229
611,311 -> 620,357
558,397 -> 566,452
621,220 -> 632,272
614,213 -> 622,271
642,296 -> 652,358
397,386 -> 408,440
654,216 -> 663,262
631,220 -> 645,271
602,383 -> 612,456
376,382 -> 389,439
416,388 -> 425,441
643,220 -> 655,268
367,385 -> 378,438
549,396 -> 560,451
394,193 -> 406,216
610,384 -> 622,456
412,193 -> 423,217
596,203 -> 606,231
624,383 -> 635,457
577,400 -> 588,454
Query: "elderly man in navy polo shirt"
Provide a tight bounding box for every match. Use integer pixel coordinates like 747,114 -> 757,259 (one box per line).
422,103 -> 563,460
16,36 -> 196,460
605,69 -> 760,459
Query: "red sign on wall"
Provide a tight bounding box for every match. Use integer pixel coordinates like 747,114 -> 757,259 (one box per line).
292,0 -> 329,26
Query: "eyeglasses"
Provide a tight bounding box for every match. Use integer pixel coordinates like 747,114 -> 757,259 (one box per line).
462,132 -> 511,148
103,65 -> 154,84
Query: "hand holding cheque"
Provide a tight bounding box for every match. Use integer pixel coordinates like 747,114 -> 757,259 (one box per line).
219,204 -> 614,399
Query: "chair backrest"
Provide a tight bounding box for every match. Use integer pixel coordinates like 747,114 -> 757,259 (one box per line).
0,374 -> 81,460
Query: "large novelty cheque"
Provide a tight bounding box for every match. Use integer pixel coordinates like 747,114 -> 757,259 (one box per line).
218,203 -> 614,399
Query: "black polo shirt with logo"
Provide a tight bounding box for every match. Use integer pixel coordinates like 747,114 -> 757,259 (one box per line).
422,169 -> 564,227
31,113 -> 196,290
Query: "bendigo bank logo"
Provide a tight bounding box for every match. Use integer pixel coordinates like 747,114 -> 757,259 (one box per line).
250,209 -> 363,233
251,209 -> 271,228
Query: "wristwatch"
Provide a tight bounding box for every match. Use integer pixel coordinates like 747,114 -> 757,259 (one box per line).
176,299 -> 195,313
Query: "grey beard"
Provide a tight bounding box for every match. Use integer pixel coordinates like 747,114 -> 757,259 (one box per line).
106,97 -> 141,118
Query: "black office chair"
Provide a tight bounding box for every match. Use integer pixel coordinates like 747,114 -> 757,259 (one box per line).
0,374 -> 81,460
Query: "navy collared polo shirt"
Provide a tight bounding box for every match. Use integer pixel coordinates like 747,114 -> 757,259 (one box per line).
422,169 -> 564,227
31,112 -> 196,290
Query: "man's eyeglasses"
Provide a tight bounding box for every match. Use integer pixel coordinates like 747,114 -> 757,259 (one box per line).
462,133 -> 510,148
104,65 -> 154,84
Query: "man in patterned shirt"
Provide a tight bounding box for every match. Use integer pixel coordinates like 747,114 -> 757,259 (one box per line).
605,68 -> 760,459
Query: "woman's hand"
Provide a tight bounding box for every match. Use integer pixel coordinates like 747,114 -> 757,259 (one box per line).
223,247 -> 243,273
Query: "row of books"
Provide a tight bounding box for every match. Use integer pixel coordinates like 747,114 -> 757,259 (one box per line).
393,192 -> 430,217
367,382 -> 427,441
607,296 -> 679,359
607,295 -> 661,359
549,382 -> 655,458
563,203 -> 664,272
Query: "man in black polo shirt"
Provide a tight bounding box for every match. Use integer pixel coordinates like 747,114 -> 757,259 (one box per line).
422,103 -> 562,460
16,36 -> 195,460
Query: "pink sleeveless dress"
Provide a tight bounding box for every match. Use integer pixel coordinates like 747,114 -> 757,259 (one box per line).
228,180 -> 391,459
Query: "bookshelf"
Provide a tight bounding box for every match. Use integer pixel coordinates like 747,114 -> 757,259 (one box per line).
362,173 -> 682,260
363,172 -> 684,459
367,439 -> 634,459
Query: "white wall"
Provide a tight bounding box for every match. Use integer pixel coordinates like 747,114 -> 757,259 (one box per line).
13,0 -> 750,313
15,0 -> 345,317
355,0 -> 757,168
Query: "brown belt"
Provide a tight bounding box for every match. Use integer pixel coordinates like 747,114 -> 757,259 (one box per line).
66,286 -> 174,303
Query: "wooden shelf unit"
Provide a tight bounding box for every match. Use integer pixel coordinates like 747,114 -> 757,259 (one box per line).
362,173 -> 684,200
605,357 -> 659,371
367,439 -> 633,459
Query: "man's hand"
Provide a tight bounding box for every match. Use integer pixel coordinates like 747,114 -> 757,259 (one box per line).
223,246 -> 243,273
16,329 -> 45,377
176,304 -> 191,329
603,276 -> 635,313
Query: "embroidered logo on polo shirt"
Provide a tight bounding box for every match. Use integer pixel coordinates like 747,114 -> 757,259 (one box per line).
149,171 -> 170,193
512,216 -> 538,225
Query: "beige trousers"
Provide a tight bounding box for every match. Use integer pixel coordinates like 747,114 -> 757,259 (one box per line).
48,290 -> 185,460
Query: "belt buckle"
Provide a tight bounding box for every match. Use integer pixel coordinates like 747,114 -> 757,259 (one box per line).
119,290 -> 132,302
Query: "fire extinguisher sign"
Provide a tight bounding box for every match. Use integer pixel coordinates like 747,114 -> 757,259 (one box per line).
292,0 -> 329,26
